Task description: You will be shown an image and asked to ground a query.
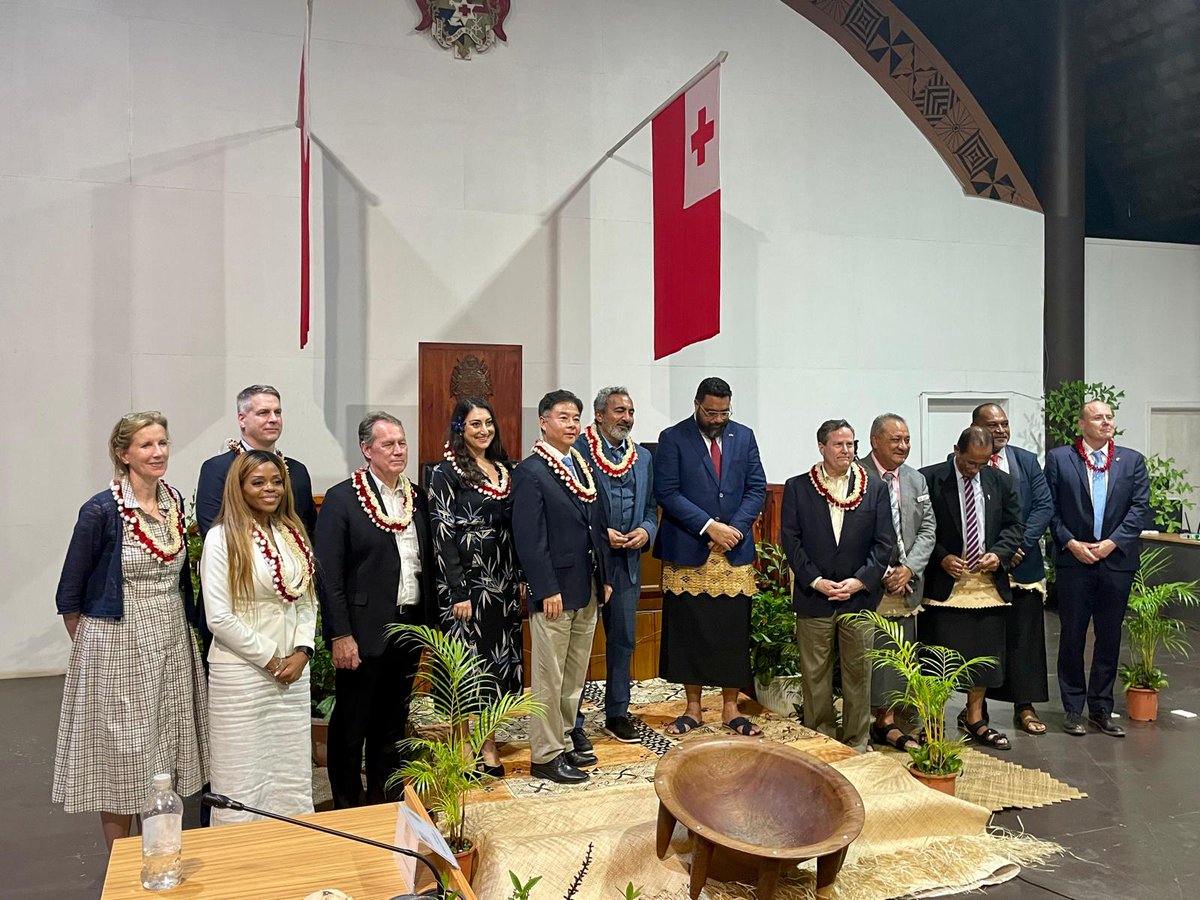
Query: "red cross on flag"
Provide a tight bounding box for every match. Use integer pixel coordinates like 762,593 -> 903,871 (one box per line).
652,65 -> 720,359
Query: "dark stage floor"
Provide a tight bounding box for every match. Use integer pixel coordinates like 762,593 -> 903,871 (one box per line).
2,612 -> 1197,899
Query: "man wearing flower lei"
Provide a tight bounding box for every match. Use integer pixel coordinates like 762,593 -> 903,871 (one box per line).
512,390 -> 613,784
654,377 -> 766,738
781,418 -> 894,752
572,386 -> 658,744
1044,400 -> 1149,738
314,412 -> 438,807
196,384 -> 318,655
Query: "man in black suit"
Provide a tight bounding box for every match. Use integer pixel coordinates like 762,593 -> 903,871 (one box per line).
920,426 -> 1023,752
1044,400 -> 1150,737
314,412 -> 437,808
781,419 -> 894,751
196,384 -> 318,654
512,390 -> 612,784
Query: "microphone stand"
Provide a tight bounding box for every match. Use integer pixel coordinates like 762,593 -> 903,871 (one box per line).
201,793 -> 447,899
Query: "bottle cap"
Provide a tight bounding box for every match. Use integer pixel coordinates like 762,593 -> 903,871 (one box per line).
152,773 -> 172,791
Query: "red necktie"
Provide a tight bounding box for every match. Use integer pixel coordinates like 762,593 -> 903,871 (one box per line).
990,454 -> 1000,468
710,438 -> 722,480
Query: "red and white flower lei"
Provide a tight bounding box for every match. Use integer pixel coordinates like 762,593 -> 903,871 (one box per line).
809,462 -> 869,511
532,441 -> 597,503
443,443 -> 510,500
583,424 -> 637,478
353,466 -> 414,533
226,438 -> 289,473
110,479 -> 185,565
252,524 -> 314,603
1076,438 -> 1115,474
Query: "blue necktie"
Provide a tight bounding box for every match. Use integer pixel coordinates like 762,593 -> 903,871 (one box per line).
1092,450 -> 1107,540
562,455 -> 576,477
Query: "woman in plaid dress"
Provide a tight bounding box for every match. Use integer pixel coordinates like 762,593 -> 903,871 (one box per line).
52,412 -> 210,850
201,450 -> 317,825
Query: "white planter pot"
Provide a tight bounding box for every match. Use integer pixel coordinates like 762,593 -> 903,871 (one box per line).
756,675 -> 804,716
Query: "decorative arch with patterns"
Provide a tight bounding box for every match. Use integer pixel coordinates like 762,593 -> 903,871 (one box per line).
781,0 -> 1042,212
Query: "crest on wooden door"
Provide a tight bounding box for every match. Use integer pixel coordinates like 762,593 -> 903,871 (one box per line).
449,354 -> 493,400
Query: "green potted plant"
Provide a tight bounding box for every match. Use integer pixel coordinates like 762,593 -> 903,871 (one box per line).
850,610 -> 996,796
1145,455 -> 1195,534
1119,548 -> 1199,721
749,541 -> 802,715
386,624 -> 544,884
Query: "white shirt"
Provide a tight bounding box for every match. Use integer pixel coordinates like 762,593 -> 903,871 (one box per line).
991,446 -> 1010,474
369,471 -> 422,607
954,463 -> 987,560
1082,440 -> 1110,501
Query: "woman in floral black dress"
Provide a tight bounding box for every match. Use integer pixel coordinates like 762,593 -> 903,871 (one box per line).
427,398 -> 522,775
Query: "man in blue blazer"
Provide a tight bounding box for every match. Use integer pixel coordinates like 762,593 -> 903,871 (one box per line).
573,387 -> 657,743
1045,400 -> 1149,737
513,390 -> 613,784
654,377 -> 766,737
973,403 -> 1055,735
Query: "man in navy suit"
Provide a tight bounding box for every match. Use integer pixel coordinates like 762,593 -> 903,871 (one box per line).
513,390 -> 613,784
573,387 -> 657,744
1045,401 -> 1150,737
782,419 -> 894,751
196,384 -> 318,656
654,377 -> 766,737
973,403 -> 1055,736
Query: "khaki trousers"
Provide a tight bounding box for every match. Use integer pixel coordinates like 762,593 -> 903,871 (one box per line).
796,615 -> 873,752
529,595 -> 598,764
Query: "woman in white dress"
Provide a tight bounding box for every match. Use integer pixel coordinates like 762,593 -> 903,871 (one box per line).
201,449 -> 317,825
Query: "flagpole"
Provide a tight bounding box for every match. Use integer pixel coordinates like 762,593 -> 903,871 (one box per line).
603,50 -> 728,160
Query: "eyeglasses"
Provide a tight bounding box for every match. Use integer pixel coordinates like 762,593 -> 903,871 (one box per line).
699,407 -> 732,420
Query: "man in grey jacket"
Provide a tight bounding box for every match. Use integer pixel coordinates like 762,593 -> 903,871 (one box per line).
859,413 -> 936,750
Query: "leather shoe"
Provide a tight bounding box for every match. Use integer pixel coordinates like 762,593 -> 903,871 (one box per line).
529,754 -> 589,784
568,727 -> 593,753
1062,712 -> 1086,736
564,749 -> 598,768
605,716 -> 641,743
1089,714 -> 1126,737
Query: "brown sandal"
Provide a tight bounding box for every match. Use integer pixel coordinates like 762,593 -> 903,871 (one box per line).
1014,708 -> 1047,735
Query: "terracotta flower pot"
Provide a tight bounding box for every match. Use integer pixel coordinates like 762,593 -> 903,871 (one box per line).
311,717 -> 330,768
909,765 -> 958,796
434,843 -> 477,886
1126,687 -> 1159,722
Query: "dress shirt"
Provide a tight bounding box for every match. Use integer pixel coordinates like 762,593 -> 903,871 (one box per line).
699,433 -> 724,537
870,453 -> 901,508
369,471 -> 422,607
807,465 -> 851,589
991,446 -> 1010,474
1082,440 -> 1110,502
954,463 -> 986,560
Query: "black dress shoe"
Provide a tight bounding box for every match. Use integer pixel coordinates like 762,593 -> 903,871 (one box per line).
605,716 -> 641,743
478,762 -> 505,778
529,754 -> 589,784
564,749 -> 598,768
1089,714 -> 1126,737
568,727 -> 593,753
1063,712 -> 1086,736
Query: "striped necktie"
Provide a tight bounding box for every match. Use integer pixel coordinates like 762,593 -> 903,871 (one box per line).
882,471 -> 905,563
963,475 -> 981,569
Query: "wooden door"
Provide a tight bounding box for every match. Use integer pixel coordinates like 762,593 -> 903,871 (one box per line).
417,342 -> 522,480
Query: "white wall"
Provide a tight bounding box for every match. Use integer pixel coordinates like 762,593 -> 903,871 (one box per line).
1085,238 -> 1200,453
0,0 -> 1044,677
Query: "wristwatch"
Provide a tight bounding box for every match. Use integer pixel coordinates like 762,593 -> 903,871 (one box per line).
296,645 -> 315,659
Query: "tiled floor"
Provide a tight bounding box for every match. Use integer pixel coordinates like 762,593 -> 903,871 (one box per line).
2,611 -> 1197,899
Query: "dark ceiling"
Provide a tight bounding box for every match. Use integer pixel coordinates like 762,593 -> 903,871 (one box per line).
893,0 -> 1200,246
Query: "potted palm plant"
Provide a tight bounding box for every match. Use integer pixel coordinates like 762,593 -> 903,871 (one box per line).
849,610 -> 996,796
386,624 -> 544,884
749,542 -> 803,715
1119,548 -> 1199,722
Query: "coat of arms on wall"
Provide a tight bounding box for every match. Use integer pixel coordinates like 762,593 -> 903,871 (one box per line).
449,354 -> 494,400
415,1 -> 510,60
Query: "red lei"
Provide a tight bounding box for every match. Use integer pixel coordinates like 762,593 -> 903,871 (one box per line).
110,479 -> 185,565
808,463 -> 868,511
583,424 -> 637,478
252,524 -> 314,603
1076,439 -> 1115,474
353,466 -> 414,533
443,443 -> 511,500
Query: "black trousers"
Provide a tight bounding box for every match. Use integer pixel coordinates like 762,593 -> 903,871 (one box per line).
1056,564 -> 1136,718
328,618 -> 423,809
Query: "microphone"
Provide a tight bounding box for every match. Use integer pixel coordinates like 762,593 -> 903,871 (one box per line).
201,793 -> 446,899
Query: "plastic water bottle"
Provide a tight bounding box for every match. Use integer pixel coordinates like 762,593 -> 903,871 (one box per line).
140,773 -> 183,891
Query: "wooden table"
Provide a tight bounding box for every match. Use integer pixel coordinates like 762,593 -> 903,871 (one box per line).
102,787 -> 476,900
